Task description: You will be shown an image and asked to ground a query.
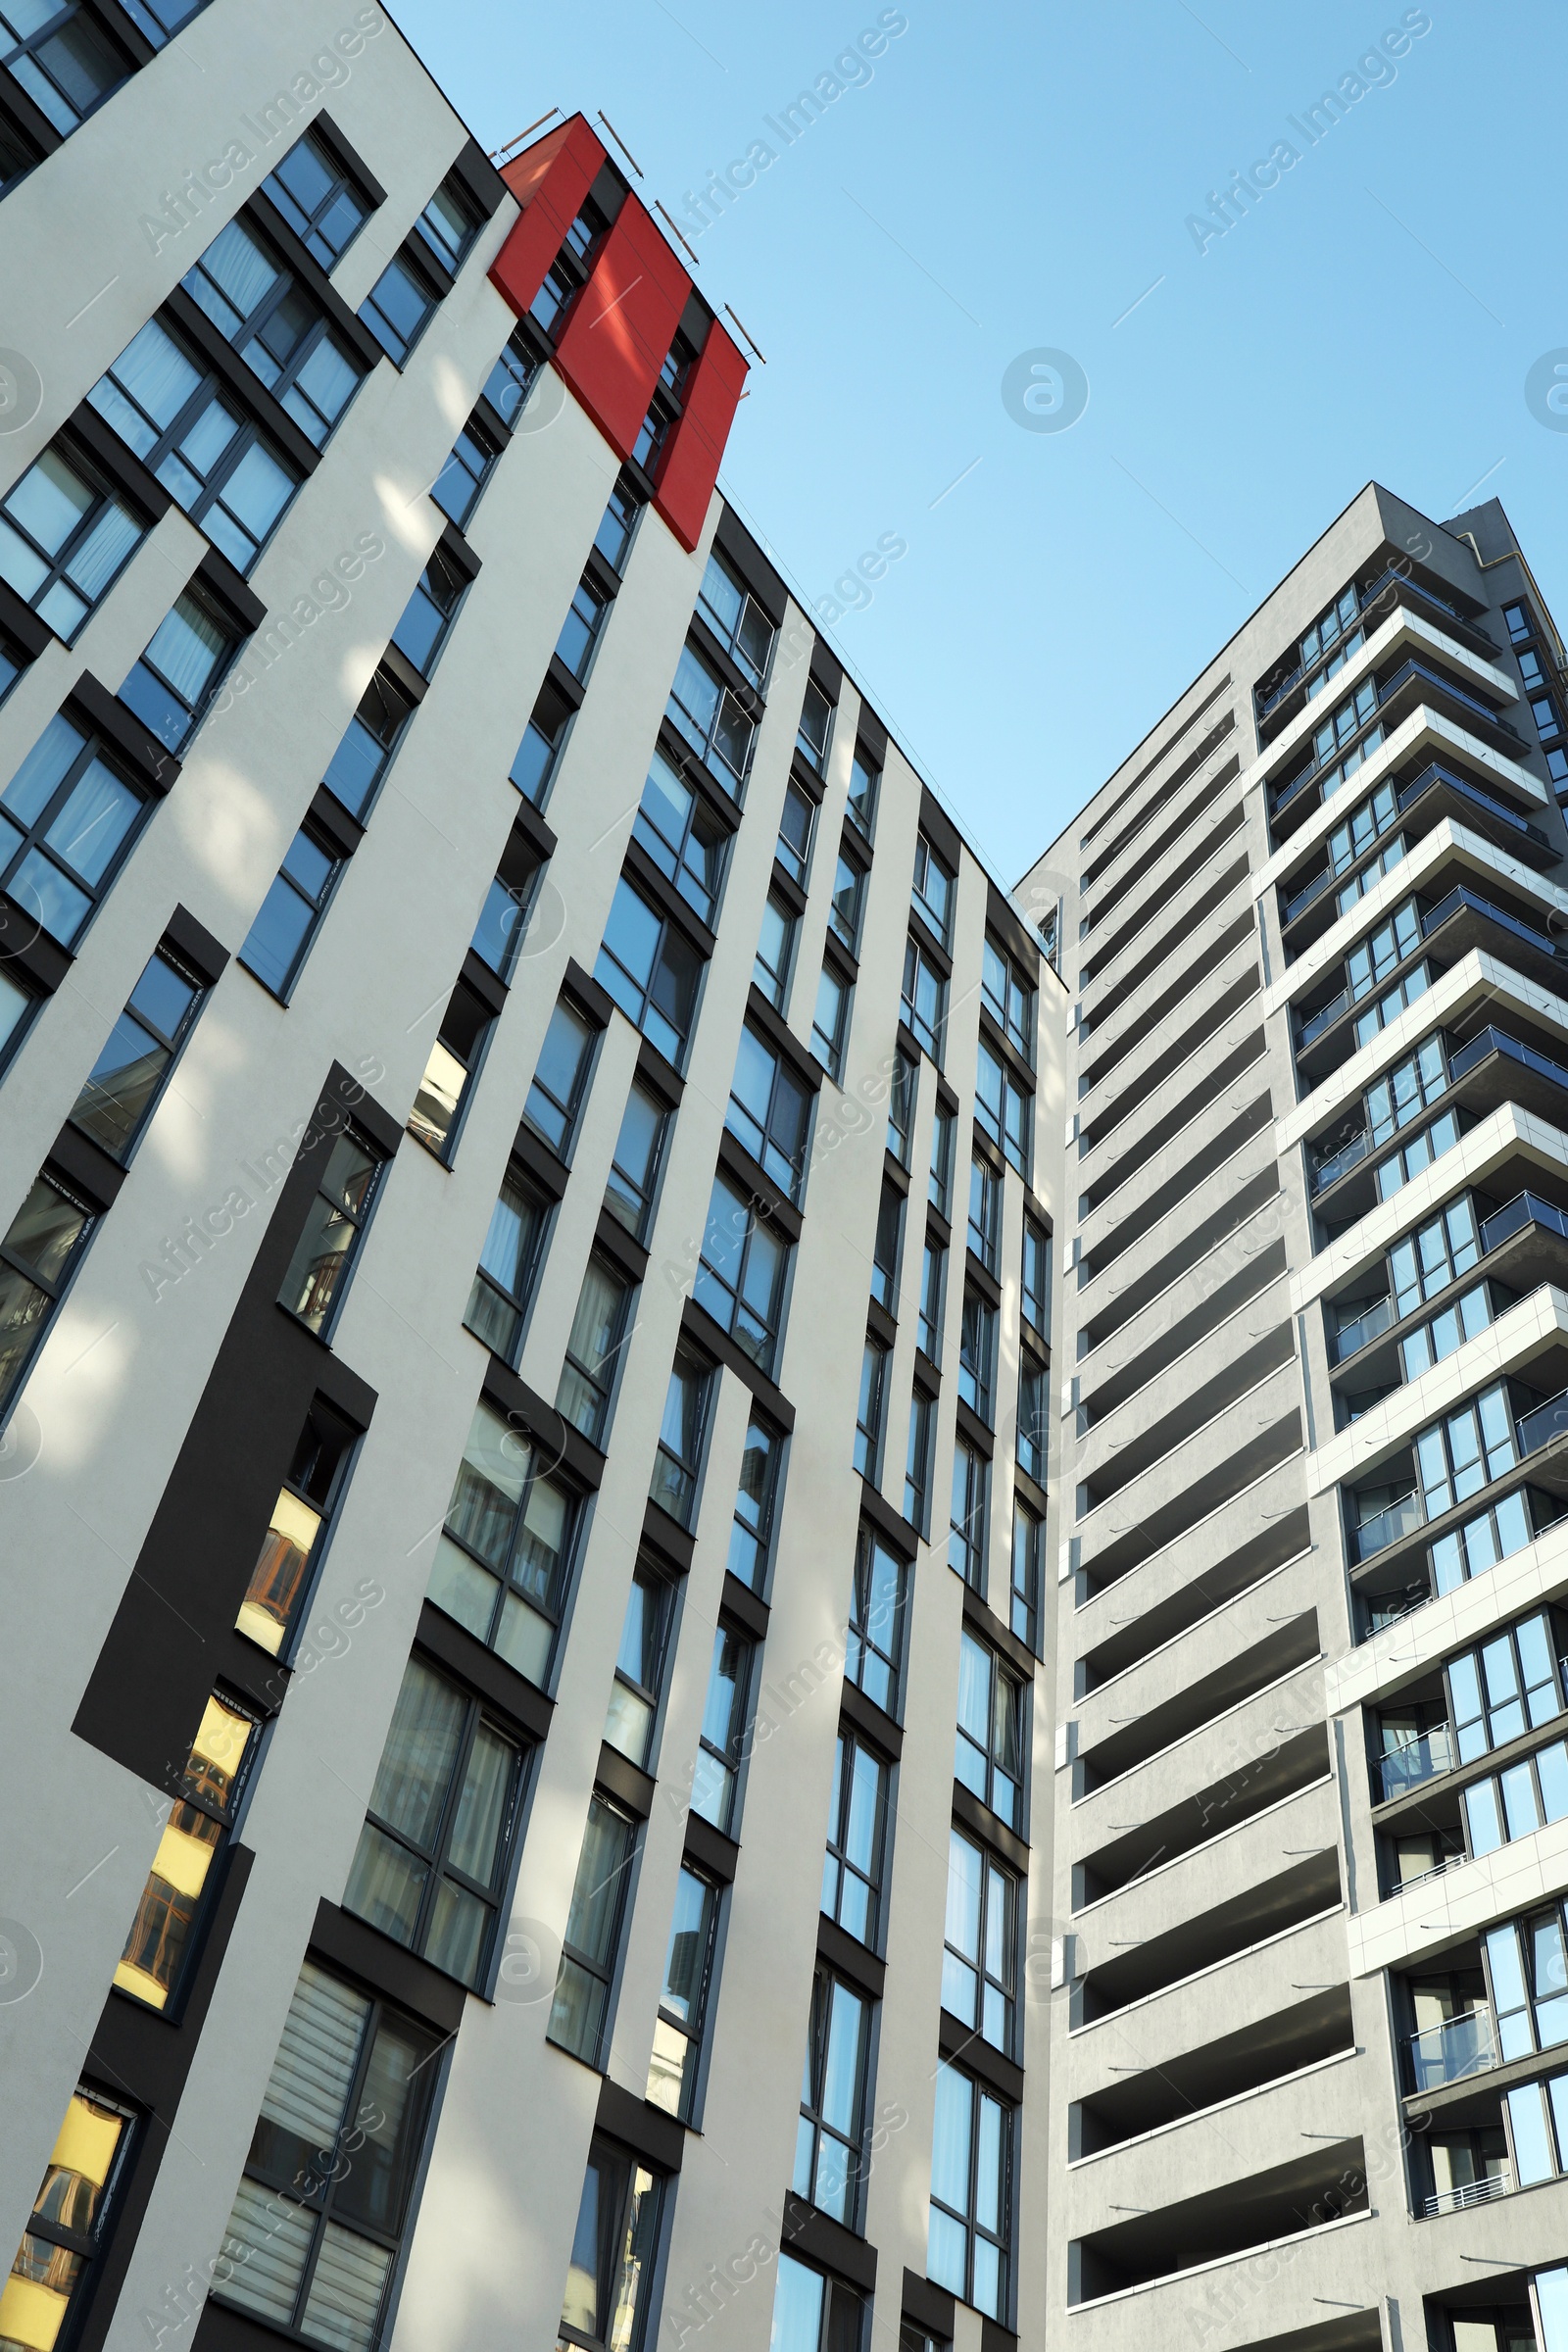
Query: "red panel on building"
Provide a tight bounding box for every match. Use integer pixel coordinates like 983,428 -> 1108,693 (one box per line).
553,195 -> 690,461
654,319 -> 749,554
488,114 -> 605,321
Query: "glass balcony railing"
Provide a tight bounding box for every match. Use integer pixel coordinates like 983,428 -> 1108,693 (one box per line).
1407,2007 -> 1497,2091
1378,654 -> 1521,742
1423,883 -> 1565,963
1334,1295 -> 1394,1363
1312,1127 -> 1371,1197
1424,2169 -> 1511,2219
1448,1024 -> 1568,1098
1299,990 -> 1350,1049
1518,1382 -> 1568,1459
1350,1489 -> 1423,1562
1374,1723 -> 1454,1800
1482,1191 -> 1568,1252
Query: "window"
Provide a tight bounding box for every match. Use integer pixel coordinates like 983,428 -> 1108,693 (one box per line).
902,936 -> 947,1061
691,1626 -> 753,1835
1,2082 -> 133,2352
262,129 -> 368,270
888,1050 -> 916,1166
1010,1500 -> 1042,1651
276,1126 -> 381,1338
930,1100 -> 955,1217
776,778 -> 815,885
550,1793 -> 638,2062
344,1654 -> 522,1988
1021,1218 -> 1051,1341
0,115 -> 38,197
89,318 -> 298,573
605,1563 -> 676,1770
216,1962 -> 440,2347
559,2140 -> 663,2352
0,630 -> 23,709
810,962 -> 851,1080
511,677 -> 572,805
427,1400 -> 577,1684
413,177 -> 478,276
523,998 -> 597,1157
595,876 -> 703,1067
557,1257 -> 633,1446
929,2063 -> 1012,2321
729,1413 -> 784,1591
648,1866 -> 719,2120
465,1172 -> 546,1360
181,214 -> 365,447
695,1175 -> 788,1374
1429,1489 -> 1536,1599
912,836 -> 955,945
392,542 -> 467,679
322,662 -> 416,819
665,641 -> 755,793
697,550 -> 773,687
917,1237 -> 945,1360
958,1292 -> 996,1422
635,747 -> 726,927
1415,1383 -> 1517,1522
793,1966 -> 870,2224
0,444 -> 142,639
594,474 -> 642,574
0,6 -> 126,138
905,1387 -> 934,1535
943,1829 -> 1017,2056
956,1632 -> 1024,1829
409,980 -> 493,1160
114,1690 -> 259,2011
556,571 -> 610,682
830,849 -> 865,954
950,1440 -> 989,1592
847,1525 -> 906,1717
1504,602 -> 1536,648
0,964 -> 36,1077
0,1173 -> 92,1416
70,944 -> 201,1161
605,1084 -> 668,1243
796,679 -> 833,774
234,1397 -> 357,1656
1450,1612 -> 1565,1763
727,1027 -> 810,1201
982,938 -> 1034,1061
754,892 -> 798,1008
360,247 -> 441,367
431,408 -> 502,526
967,1154 -> 1001,1274
482,327 -> 540,428
469,827 -> 541,983
120,588 -> 235,750
769,2254 -> 863,2352
847,746 -> 879,839
527,198 -> 608,338
822,1730 -> 889,1945
651,1343 -> 713,1527
2,711 -> 154,950
1017,1355 -> 1047,1482
869,1182 -> 903,1313
1461,1733 -> 1568,1861
854,1336 -> 887,1479
975,1041 -> 1031,1178
1485,1901 -> 1568,2064
239,821 -> 340,996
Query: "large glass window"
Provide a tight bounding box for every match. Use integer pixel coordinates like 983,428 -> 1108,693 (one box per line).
464,1173 -> 546,1360
847,746 -> 879,840
690,1627 -> 753,1836
523,998 -> 597,1158
648,1866 -> 719,2120
1017,1356 -> 1047,1483
697,550 -> 773,687
344,1655 -> 522,1989
234,1398 -> 357,1657
276,1128 -> 382,1339
119,588 -> 235,751
604,1084 -> 668,1243
768,2254 -> 862,2352
605,1562 -> 676,1771
0,1172 -> 92,1416
1,712 -> 150,949
754,891 -> 797,1008
88,318 -> 298,573
821,1730 -> 889,1946
810,963 -> 851,1081
854,1336 -> 887,1480
431,409 -> 501,528
483,328 -> 541,430
958,1291 -> 996,1422
967,1154 -> 1001,1274
728,1413 -> 784,1591
1,2082 -> 133,2352
556,1257 -> 633,1445
216,1962 -> 440,2350
1,4 -> 126,136
359,248 -> 441,368
114,1691 -> 260,2011
930,1100 -> 956,1217
1416,1384 -> 1517,1522
263,128 -> 368,270
792,1966 -> 870,2225
426,1399 -> 578,1687
181,214 -> 365,446
594,474 -> 641,574
727,1025 -> 811,1202
665,641 -> 755,794
559,2140 -> 663,2352
321,663 -> 416,820
917,1237 -> 945,1362
1450,1612 -> 1565,1764
408,980 -> 492,1162
650,1343 -> 714,1528
796,680 -> 833,776
950,1441 -> 989,1592
928,2063 -> 1012,2321
69,944 -> 201,1161
871,1184 -> 903,1313
956,1633 -> 1024,1829
240,821 -> 340,997
413,178 -> 478,276
549,1795 -> 637,2064
469,828 -> 541,984
981,938 -> 1034,1061
634,748 -> 726,928
555,571 -> 610,682
1010,1500 -> 1042,1652
902,936 -> 947,1062
695,1175 -> 789,1373
888,1049 -> 917,1167
1485,1902 -> 1568,2064
830,849 -> 865,956
975,1040 -> 1030,1178
905,1387 -> 934,1536
0,445 -> 142,640
943,1829 -> 1017,2056
391,543 -> 467,679
1021,1217 -> 1051,1341
912,836 -> 955,945
776,779 -> 815,885
847,1525 -> 906,1718
595,877 -> 703,1067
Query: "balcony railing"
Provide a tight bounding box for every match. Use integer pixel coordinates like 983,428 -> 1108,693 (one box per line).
1334,1295 -> 1394,1363
1407,2007 -> 1496,2092
1350,1488 -> 1423,1562
1424,883 -> 1565,964
1375,1723 -> 1454,1800
1519,1381 -> 1568,1459
1482,1191 -> 1568,1252
1312,1127 -> 1372,1197
1399,759 -> 1551,846
1424,2169 -> 1511,2218
1379,654 -> 1521,743
1299,990 -> 1350,1049
1448,1024 -> 1568,1099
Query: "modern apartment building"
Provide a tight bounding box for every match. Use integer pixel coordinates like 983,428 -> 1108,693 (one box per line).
1021,484 -> 1568,2352
0,15 -> 1063,2352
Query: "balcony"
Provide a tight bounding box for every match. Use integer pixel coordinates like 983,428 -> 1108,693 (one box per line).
1484,1191 -> 1568,1253
1407,2007 -> 1497,2092
1424,2167 -> 1510,2218
1518,1380 -> 1568,1458
1333,1295 -> 1393,1363
1375,1722 -> 1454,1800
1349,1489 -> 1422,1563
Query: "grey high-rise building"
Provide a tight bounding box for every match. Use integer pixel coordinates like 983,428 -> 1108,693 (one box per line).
1021,483 -> 1568,2352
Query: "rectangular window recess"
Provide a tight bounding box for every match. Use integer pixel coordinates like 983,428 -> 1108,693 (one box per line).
65,671 -> 181,794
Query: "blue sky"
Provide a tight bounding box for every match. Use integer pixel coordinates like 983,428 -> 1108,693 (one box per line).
388,0 -> 1566,885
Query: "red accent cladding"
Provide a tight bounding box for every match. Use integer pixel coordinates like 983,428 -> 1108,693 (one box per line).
553,195 -> 690,461
654,320 -> 749,554
488,114 -> 605,320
